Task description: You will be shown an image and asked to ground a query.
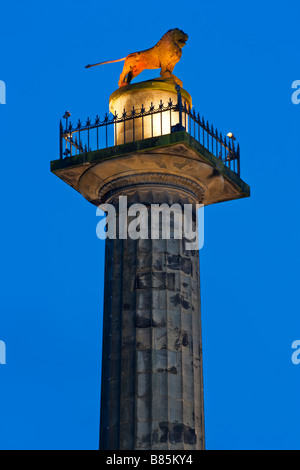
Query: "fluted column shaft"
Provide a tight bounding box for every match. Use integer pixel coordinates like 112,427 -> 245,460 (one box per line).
100,185 -> 205,450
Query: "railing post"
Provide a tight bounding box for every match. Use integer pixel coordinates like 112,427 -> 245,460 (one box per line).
141,104 -> 145,140
177,85 -> 183,130
172,85 -> 185,133
114,111 -> 118,146
60,120 -> 63,160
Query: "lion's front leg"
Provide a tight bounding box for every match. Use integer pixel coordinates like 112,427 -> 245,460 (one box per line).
160,66 -> 183,87
160,66 -> 173,81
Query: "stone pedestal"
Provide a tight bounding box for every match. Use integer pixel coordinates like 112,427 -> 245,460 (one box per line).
109,79 -> 192,145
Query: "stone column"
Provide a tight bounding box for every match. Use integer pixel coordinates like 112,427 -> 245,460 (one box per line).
51,77 -> 250,452
99,179 -> 205,450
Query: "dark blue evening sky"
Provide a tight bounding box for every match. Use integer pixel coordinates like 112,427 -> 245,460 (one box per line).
0,0 -> 299,450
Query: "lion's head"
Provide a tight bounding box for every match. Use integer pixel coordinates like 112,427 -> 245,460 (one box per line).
162,28 -> 189,48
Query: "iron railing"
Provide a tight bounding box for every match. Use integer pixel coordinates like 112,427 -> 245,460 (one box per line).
60,87 -> 240,176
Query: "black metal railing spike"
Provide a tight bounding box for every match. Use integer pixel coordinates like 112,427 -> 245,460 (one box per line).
224,137 -> 228,155
228,140 -> 232,167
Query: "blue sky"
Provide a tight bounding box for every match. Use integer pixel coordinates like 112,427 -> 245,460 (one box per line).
0,0 -> 299,450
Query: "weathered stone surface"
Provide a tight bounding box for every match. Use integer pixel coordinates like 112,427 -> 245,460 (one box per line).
99,187 -> 205,450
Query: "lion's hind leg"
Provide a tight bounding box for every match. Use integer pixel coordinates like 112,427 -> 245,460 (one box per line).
119,66 -> 143,87
127,66 -> 144,85
118,53 -> 143,87
118,64 -> 131,87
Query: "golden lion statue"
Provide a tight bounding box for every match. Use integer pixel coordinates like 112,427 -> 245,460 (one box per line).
85,29 -> 188,88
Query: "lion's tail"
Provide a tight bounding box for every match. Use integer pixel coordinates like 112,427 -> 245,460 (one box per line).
85,58 -> 126,69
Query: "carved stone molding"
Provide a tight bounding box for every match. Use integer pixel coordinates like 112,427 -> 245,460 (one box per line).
98,172 -> 206,206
